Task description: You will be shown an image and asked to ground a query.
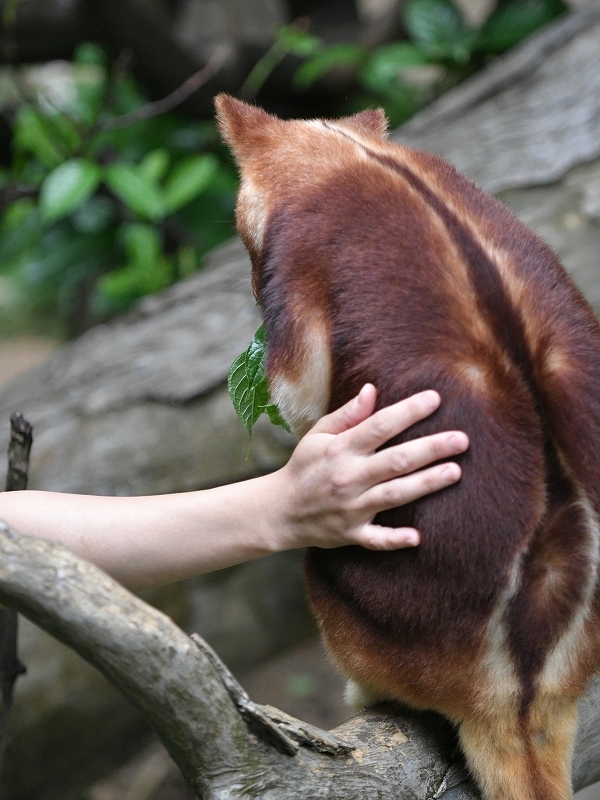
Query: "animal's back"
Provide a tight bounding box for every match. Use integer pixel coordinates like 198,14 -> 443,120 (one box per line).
216,95 -> 600,800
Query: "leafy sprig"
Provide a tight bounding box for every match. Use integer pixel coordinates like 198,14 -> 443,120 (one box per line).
228,325 -> 291,437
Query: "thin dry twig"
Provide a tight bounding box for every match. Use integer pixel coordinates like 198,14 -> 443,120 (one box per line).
99,45 -> 231,132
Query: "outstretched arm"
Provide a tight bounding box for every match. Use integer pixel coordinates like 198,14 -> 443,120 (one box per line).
0,386 -> 467,590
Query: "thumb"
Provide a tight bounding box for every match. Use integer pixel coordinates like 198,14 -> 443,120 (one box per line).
310,384 -> 377,436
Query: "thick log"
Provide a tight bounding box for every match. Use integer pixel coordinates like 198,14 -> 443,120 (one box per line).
394,2 -> 600,193
0,522 -> 597,799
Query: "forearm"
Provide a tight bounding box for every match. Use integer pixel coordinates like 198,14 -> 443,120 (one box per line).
0,480 -> 283,591
0,388 -> 468,592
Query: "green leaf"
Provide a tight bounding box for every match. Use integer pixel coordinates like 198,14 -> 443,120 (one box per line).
46,113 -> 82,154
96,254 -> 172,311
71,196 -> 116,234
13,107 -> 64,169
403,0 -> 477,63
265,403 -> 292,433
139,149 -> 170,184
294,44 -> 366,90
278,26 -> 323,57
228,352 -> 261,436
360,43 -> 430,94
104,162 -> 166,220
0,200 -> 44,268
96,226 -> 172,312
162,154 -> 218,213
228,325 -> 290,437
122,222 -> 161,268
74,42 -> 107,66
479,0 -> 567,54
40,158 -> 101,223
244,324 -> 270,404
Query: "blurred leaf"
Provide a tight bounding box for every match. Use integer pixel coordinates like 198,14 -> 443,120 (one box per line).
73,67 -> 107,125
71,196 -> 116,234
95,222 -> 172,312
139,149 -> 170,183
40,158 -> 101,223
479,0 -> 567,53
294,44 -> 366,90
228,325 -> 290,437
13,107 -> 64,169
242,25 -> 324,98
380,90 -> 423,127
361,43 -> 430,94
163,154 -> 218,213
96,251 -> 172,312
46,112 -> 82,153
0,201 -> 44,268
122,222 -> 161,268
104,162 -> 165,220
278,25 -> 323,57
404,0 -> 477,63
74,42 -> 107,66
174,162 -> 237,256
177,245 -> 197,277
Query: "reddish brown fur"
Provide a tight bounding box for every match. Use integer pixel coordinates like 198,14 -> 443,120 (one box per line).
216,95 -> 600,800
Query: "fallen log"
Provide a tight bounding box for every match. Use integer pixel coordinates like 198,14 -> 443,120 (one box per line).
0,522 -> 598,799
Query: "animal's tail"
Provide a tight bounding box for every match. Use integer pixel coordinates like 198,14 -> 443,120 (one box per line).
458,695 -> 578,800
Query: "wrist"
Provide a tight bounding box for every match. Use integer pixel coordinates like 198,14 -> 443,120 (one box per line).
254,465 -> 304,555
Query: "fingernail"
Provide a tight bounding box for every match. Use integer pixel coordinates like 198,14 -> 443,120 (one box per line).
421,390 -> 440,410
448,432 -> 468,450
441,464 -> 460,483
402,530 -> 420,546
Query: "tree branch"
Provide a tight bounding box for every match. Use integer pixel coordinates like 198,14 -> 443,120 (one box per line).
0,522 -> 598,798
99,45 -> 231,132
0,413 -> 31,773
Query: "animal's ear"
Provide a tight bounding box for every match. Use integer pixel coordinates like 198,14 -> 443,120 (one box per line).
334,108 -> 388,138
215,94 -> 276,163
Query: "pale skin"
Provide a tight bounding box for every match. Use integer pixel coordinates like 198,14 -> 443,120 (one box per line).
0,386 -> 468,591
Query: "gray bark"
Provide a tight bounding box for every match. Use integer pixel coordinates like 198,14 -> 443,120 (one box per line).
394,2 -> 600,194
0,414 -> 30,774
0,522 -> 598,799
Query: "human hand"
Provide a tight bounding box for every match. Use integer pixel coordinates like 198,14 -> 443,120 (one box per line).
272,385 -> 469,551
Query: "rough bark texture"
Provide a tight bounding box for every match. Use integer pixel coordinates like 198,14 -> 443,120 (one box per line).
0,522 -> 598,800
0,414 -> 31,774
1,5 -> 600,798
394,3 -> 600,193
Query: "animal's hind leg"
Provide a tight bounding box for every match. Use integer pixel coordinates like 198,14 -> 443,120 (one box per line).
458,697 -> 578,800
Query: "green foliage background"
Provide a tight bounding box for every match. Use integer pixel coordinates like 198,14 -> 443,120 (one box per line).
0,43 -> 237,337
0,0 -> 567,349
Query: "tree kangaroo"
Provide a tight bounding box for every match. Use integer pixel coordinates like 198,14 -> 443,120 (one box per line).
217,94 -> 600,800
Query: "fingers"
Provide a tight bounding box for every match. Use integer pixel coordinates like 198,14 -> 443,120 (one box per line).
361,462 -> 462,516
310,384 -> 377,436
346,390 -> 441,454
361,431 -> 469,488
353,524 -> 421,550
